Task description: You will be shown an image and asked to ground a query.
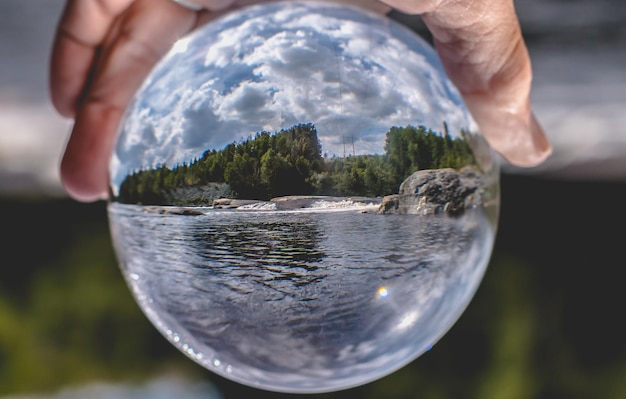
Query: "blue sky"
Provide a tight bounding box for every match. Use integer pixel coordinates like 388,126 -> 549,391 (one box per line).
110,2 -> 473,192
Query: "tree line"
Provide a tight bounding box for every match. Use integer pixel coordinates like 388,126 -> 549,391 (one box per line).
114,122 -> 477,204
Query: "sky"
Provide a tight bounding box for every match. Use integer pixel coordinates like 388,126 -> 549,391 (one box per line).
110,2 -> 473,193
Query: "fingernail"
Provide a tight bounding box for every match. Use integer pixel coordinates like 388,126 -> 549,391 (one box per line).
525,112 -> 553,166
495,111 -> 552,168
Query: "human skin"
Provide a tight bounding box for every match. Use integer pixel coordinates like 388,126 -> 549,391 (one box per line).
50,0 -> 552,202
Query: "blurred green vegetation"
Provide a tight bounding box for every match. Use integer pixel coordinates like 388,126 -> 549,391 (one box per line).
0,200 -> 203,395
1,175 -> 625,398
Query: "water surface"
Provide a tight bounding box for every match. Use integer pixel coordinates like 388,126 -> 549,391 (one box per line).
109,203 -> 495,392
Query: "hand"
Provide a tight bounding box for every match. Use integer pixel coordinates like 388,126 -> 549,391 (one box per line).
383,0 -> 552,168
50,0 -> 551,202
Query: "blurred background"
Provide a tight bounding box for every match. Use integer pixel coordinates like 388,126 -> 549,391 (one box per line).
1,1 -> 625,398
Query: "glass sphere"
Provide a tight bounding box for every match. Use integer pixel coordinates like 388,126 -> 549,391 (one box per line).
108,1 -> 499,394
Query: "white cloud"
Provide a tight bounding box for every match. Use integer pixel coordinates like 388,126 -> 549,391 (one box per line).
111,2 -> 471,192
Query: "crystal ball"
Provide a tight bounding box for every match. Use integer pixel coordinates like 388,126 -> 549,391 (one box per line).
108,1 -> 499,393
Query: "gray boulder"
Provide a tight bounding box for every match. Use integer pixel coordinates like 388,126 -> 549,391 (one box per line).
378,167 -> 485,215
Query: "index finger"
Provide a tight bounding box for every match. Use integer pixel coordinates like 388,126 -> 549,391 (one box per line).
50,0 -> 135,117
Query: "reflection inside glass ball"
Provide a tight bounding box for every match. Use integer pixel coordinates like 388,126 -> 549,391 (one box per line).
108,1 -> 499,394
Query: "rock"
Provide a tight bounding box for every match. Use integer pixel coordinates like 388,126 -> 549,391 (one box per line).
270,195 -> 328,210
378,195 -> 400,214
378,167 -> 485,216
270,195 -> 344,210
212,198 -> 234,208
212,198 -> 264,209
270,195 -> 381,210
171,208 -> 206,216
144,206 -> 204,216
164,182 -> 233,206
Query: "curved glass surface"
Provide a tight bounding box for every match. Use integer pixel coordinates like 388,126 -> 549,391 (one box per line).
108,1 -> 499,393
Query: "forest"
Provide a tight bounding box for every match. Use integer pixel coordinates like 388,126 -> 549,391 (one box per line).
114,122 -> 477,205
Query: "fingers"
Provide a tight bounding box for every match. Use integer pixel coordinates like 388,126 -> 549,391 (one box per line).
59,0 -> 198,201
54,0 -> 547,203
380,0 -> 552,167
188,0 -> 391,13
379,0 -> 444,14
50,0 -> 135,117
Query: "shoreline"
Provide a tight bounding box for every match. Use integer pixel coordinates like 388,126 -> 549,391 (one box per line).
111,195 -> 383,215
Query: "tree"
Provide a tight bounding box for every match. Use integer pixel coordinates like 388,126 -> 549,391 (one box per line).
114,122 -> 478,204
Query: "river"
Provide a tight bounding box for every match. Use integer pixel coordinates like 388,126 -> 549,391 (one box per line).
108,202 -> 495,392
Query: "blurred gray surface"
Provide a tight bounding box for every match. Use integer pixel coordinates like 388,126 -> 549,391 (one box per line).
0,0 -> 69,196
0,375 -> 221,399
